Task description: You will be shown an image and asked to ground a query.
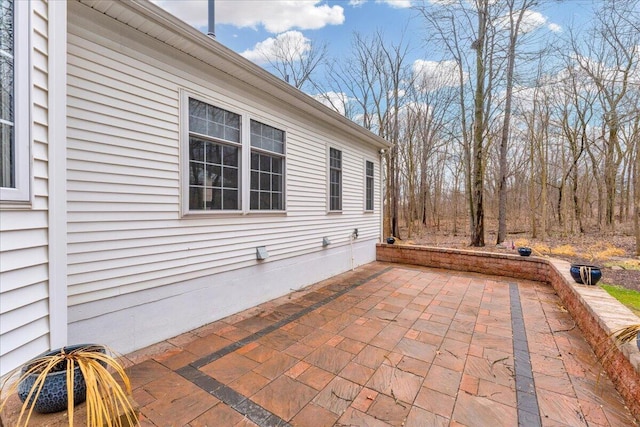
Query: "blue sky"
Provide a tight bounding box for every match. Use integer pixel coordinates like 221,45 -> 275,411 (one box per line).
154,0 -> 598,89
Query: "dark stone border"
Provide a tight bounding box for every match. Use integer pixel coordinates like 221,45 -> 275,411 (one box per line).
177,266 -> 393,427
510,283 -> 541,427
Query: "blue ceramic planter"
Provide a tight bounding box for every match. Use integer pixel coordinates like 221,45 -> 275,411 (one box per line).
569,264 -> 602,286
18,344 -> 105,414
518,247 -> 532,257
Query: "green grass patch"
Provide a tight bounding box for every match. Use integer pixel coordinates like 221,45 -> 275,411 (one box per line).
601,284 -> 640,317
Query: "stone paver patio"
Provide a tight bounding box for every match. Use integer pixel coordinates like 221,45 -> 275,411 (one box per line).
121,262 -> 637,426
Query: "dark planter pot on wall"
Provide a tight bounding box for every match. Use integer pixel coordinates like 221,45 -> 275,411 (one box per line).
518,247 -> 532,257
569,264 -> 602,286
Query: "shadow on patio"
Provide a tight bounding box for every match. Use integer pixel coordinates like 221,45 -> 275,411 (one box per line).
121,261 -> 637,426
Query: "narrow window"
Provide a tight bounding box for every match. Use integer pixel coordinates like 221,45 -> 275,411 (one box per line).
250,120 -> 285,210
188,98 -> 240,210
365,160 -> 374,211
329,148 -> 342,211
1,0 -> 29,201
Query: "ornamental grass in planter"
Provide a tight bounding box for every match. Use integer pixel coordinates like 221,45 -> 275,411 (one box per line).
0,344 -> 137,427
612,324 -> 640,351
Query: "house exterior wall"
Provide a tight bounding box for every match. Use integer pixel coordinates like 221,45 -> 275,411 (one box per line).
66,2 -> 384,354
0,0 -> 53,376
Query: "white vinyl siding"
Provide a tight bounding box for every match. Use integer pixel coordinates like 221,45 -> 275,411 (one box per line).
65,1 -> 384,352
0,0 -> 50,376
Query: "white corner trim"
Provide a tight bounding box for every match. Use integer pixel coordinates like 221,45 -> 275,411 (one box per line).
48,0 -> 68,349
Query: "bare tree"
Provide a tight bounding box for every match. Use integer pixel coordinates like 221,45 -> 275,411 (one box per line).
259,31 -> 328,90
495,0 -> 543,245
570,0 -> 640,229
416,0 -> 508,246
320,31 -> 412,238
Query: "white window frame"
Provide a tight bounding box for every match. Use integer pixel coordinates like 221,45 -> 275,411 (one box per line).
249,119 -> 286,212
328,146 -> 342,212
1,0 -> 31,202
364,159 -> 374,212
180,91 -> 287,216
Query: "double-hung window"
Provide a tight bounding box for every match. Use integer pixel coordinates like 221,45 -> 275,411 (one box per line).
1,0 -> 29,202
185,95 -> 286,213
188,98 -> 240,211
250,120 -> 285,210
365,160 -> 374,211
329,147 -> 342,211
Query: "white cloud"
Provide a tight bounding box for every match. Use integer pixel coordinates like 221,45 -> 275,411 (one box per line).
241,31 -> 311,65
153,0 -> 344,34
312,91 -> 352,115
379,0 -> 413,8
548,23 -> 562,33
428,0 -> 458,6
412,59 -> 468,91
496,10 -> 547,34
349,0 -> 414,7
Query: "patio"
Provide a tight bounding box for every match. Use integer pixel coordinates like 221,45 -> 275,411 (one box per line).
120,261 -> 637,426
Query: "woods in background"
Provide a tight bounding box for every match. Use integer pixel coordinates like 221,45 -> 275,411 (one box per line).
306,0 -> 640,254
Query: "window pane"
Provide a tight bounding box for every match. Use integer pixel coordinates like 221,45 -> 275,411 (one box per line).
271,174 -> 281,192
189,187 -> 204,210
206,164 -> 221,187
189,162 -> 204,186
208,188 -> 222,210
189,98 -> 240,143
225,127 -> 240,142
260,192 -> 270,210
250,191 -> 259,209
272,193 -> 282,210
0,122 -> 13,187
190,139 -> 204,161
0,0 -> 14,190
0,55 -> 13,122
223,189 -> 238,210
206,142 -> 221,164
210,106 -> 224,125
223,145 -> 238,166
223,166 -> 238,188
210,122 -> 225,139
272,157 -> 282,174
259,154 -> 270,171
250,171 -> 259,190
250,119 -> 285,154
189,98 -> 206,119
260,172 -> 270,191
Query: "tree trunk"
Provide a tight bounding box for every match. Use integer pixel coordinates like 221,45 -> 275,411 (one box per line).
470,2 -> 487,247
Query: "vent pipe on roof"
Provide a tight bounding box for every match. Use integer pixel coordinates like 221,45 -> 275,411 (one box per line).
207,0 -> 215,38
